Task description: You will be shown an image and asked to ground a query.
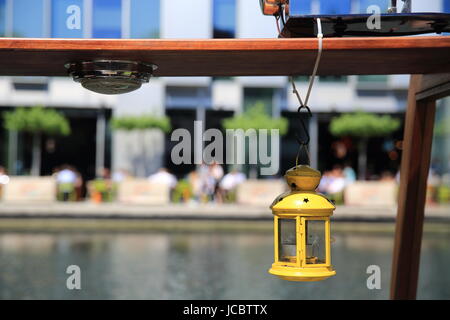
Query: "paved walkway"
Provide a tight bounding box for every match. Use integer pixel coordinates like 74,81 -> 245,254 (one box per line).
0,202 -> 448,221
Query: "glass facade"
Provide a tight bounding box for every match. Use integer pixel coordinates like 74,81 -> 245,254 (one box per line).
52,0 -> 83,38
319,0 -> 351,14
130,0 -> 160,38
0,0 -> 5,37
359,0 -> 389,13
92,0 -> 122,38
445,0 -> 450,12
12,0 -> 44,37
213,0 -> 236,38
289,0 -> 311,15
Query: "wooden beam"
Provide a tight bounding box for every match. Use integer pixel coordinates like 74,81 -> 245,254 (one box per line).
416,73 -> 450,101
390,75 -> 437,300
0,36 -> 449,77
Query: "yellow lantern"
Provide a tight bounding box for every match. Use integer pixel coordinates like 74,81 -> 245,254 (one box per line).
269,165 -> 336,282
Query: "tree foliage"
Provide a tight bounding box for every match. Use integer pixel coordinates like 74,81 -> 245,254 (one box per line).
3,106 -> 71,136
329,111 -> 400,138
435,117 -> 450,136
111,115 -> 171,133
222,102 -> 288,135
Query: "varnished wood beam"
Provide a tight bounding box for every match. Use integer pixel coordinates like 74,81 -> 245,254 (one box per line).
0,36 -> 449,77
416,73 -> 450,101
390,75 -> 437,300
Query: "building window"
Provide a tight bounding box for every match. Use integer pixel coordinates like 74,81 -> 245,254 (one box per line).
319,76 -> 348,83
445,0 -> 450,13
130,0 -> 160,38
166,86 -> 211,109
290,0 -> 311,15
213,0 -> 236,38
13,82 -> 48,91
319,0 -> 351,14
52,0 -> 83,38
243,88 -> 274,115
0,0 -> 5,37
92,0 -> 121,38
12,0 -> 44,37
358,0 -> 389,13
358,75 -> 388,83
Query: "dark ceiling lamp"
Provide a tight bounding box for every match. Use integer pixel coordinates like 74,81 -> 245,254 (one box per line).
65,60 -> 157,95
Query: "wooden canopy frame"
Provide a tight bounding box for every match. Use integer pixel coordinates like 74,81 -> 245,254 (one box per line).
1,36 -> 450,300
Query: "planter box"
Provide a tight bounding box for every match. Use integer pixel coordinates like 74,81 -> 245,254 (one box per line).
344,181 -> 398,207
237,179 -> 286,207
117,179 -> 170,205
2,176 -> 56,203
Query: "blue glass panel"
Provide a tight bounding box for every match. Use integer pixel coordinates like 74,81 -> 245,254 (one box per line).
0,0 -> 5,36
290,0 -> 311,15
359,0 -> 389,13
13,0 -> 44,37
444,0 -> 450,13
213,0 -> 236,38
52,0 -> 83,38
130,0 -> 160,38
93,0 -> 122,38
320,0 -> 351,14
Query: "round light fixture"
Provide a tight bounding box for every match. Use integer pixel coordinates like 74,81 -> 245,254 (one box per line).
65,60 -> 157,95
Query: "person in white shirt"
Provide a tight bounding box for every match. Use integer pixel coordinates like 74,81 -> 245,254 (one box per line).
148,168 -> 177,189
0,166 -> 9,186
220,171 -> 245,191
56,166 -> 77,184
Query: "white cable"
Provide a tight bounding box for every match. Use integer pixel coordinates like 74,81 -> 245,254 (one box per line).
290,18 -> 323,108
305,18 -> 323,106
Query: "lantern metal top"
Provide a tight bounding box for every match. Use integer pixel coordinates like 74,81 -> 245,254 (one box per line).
270,165 -> 335,215
285,165 -> 322,191
271,192 -> 335,215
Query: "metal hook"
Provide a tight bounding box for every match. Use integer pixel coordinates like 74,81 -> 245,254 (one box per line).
295,105 -> 312,146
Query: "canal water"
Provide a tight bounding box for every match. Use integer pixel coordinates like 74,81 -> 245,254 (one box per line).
0,221 -> 448,299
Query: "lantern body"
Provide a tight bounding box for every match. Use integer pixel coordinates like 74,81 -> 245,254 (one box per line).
269,166 -> 336,281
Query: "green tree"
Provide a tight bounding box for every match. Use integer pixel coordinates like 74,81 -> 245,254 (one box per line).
222,103 -> 288,178
329,111 -> 400,180
3,106 -> 71,176
110,115 -> 171,177
222,103 -> 288,134
435,117 -> 450,137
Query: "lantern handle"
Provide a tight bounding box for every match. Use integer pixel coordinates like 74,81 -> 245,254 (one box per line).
295,105 -> 312,146
295,105 -> 312,167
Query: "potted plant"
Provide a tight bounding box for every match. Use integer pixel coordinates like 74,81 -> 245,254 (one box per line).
222,102 -> 288,178
3,106 -> 71,176
110,114 -> 171,177
330,111 -> 400,180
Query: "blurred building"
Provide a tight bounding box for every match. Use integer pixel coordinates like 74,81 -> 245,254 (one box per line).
0,0 -> 449,180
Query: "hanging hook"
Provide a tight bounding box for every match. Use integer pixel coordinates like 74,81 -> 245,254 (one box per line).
295,105 -> 312,146
294,105 -> 312,167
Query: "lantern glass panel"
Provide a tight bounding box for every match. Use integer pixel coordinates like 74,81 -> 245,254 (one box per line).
278,219 -> 297,263
305,220 -> 326,264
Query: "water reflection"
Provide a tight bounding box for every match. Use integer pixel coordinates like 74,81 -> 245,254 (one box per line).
0,223 -> 448,299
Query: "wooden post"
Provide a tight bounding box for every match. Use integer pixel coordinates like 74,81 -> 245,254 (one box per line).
390,75 -> 436,300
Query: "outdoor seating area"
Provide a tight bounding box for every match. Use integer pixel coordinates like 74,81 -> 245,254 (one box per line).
0,0 -> 449,304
